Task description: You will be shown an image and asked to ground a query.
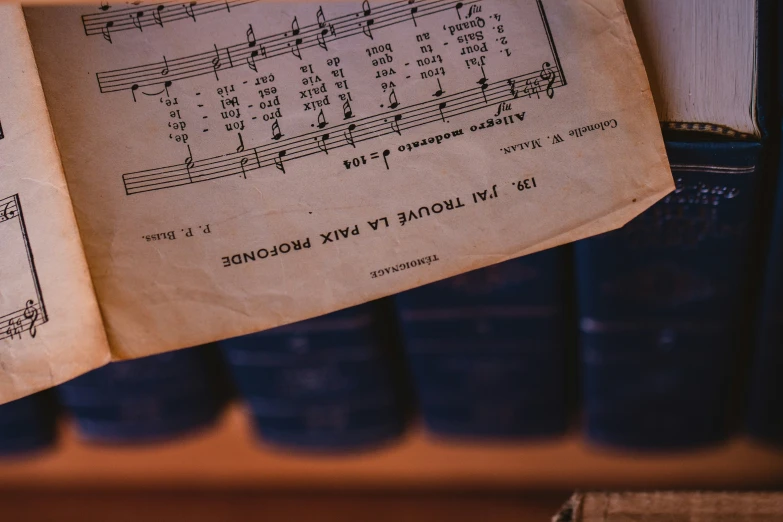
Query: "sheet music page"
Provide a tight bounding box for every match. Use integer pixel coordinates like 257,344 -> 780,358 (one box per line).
0,6 -> 110,403
24,0 -> 672,359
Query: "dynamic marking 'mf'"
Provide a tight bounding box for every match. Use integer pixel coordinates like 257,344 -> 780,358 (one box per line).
0,194 -> 48,342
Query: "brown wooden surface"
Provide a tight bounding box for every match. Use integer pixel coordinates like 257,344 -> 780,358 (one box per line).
0,406 -> 782,491
0,490 -> 569,522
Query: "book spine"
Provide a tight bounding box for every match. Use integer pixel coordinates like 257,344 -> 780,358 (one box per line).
577,141 -> 764,449
219,301 -> 406,451
395,248 -> 570,439
57,344 -> 229,443
747,159 -> 783,444
0,390 -> 58,456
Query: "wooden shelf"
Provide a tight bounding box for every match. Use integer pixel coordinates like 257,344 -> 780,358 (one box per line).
1,405 -> 783,490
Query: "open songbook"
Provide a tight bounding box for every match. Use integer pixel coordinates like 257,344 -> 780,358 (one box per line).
0,0 -> 672,404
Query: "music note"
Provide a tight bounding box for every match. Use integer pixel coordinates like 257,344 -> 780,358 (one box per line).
153,5 -> 165,27
317,5 -> 327,28
247,50 -> 259,72
239,156 -> 249,179
382,149 -> 391,170
211,44 -> 222,80
184,2 -> 197,22
315,133 -> 330,155
438,101 -> 447,122
316,108 -> 328,129
99,2 -> 110,11
388,89 -> 400,109
161,56 -> 170,76
271,119 -> 284,140
409,0 -> 418,27
236,132 -> 245,153
245,25 -> 259,71
130,11 -> 144,32
540,62 -> 556,99
390,114 -> 402,136
315,6 -> 334,46
344,123 -> 357,148
23,300 -> 38,338
317,31 -> 329,51
288,18 -> 304,59
477,66 -> 488,103
131,83 -> 139,102
360,0 -> 374,39
185,144 -> 195,182
274,150 -> 286,173
246,24 -> 256,46
101,21 -> 114,43
508,78 -> 519,98
343,100 -> 353,119
455,1 -> 463,19
163,80 -> 172,97
433,78 -> 444,97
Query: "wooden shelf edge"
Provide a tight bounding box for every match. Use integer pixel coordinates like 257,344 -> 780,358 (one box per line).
1,406 -> 783,490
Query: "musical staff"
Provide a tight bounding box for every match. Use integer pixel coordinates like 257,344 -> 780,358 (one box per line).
97,0 -> 479,94
82,1 -> 257,42
0,194 -> 48,342
122,63 -> 565,195
1,301 -> 46,342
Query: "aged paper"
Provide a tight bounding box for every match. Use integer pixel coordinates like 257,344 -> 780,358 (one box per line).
0,5 -> 110,404
24,0 -> 673,359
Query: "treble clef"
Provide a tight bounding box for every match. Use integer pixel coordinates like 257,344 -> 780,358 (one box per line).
539,62 -> 556,99
1,201 -> 16,221
24,300 -> 39,338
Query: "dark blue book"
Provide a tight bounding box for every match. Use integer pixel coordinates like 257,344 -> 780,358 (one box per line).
577,142 -> 766,449
394,249 -> 570,439
0,391 -> 57,456
219,302 -> 406,451
747,183 -> 783,443
744,0 -> 783,447
747,151 -> 783,444
57,344 -> 229,443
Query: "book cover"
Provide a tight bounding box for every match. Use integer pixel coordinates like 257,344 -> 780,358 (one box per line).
747,151 -> 783,444
220,302 -> 406,451
0,390 -> 57,455
577,142 -> 765,449
57,344 -> 229,442
395,249 -> 570,438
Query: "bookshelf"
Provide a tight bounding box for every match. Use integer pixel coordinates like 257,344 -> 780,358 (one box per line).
1,405 -> 782,490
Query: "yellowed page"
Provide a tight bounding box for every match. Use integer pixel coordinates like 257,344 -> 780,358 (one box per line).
0,5 -> 110,403
24,0 -> 672,359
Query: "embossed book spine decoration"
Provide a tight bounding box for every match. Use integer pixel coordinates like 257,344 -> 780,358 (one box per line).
395,249 -> 570,438
576,142 -> 765,449
219,302 -> 406,450
57,345 -> 230,442
0,391 -> 58,455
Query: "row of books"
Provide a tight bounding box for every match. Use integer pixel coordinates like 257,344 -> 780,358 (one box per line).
2,169 -> 782,455
3,0 -> 782,457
